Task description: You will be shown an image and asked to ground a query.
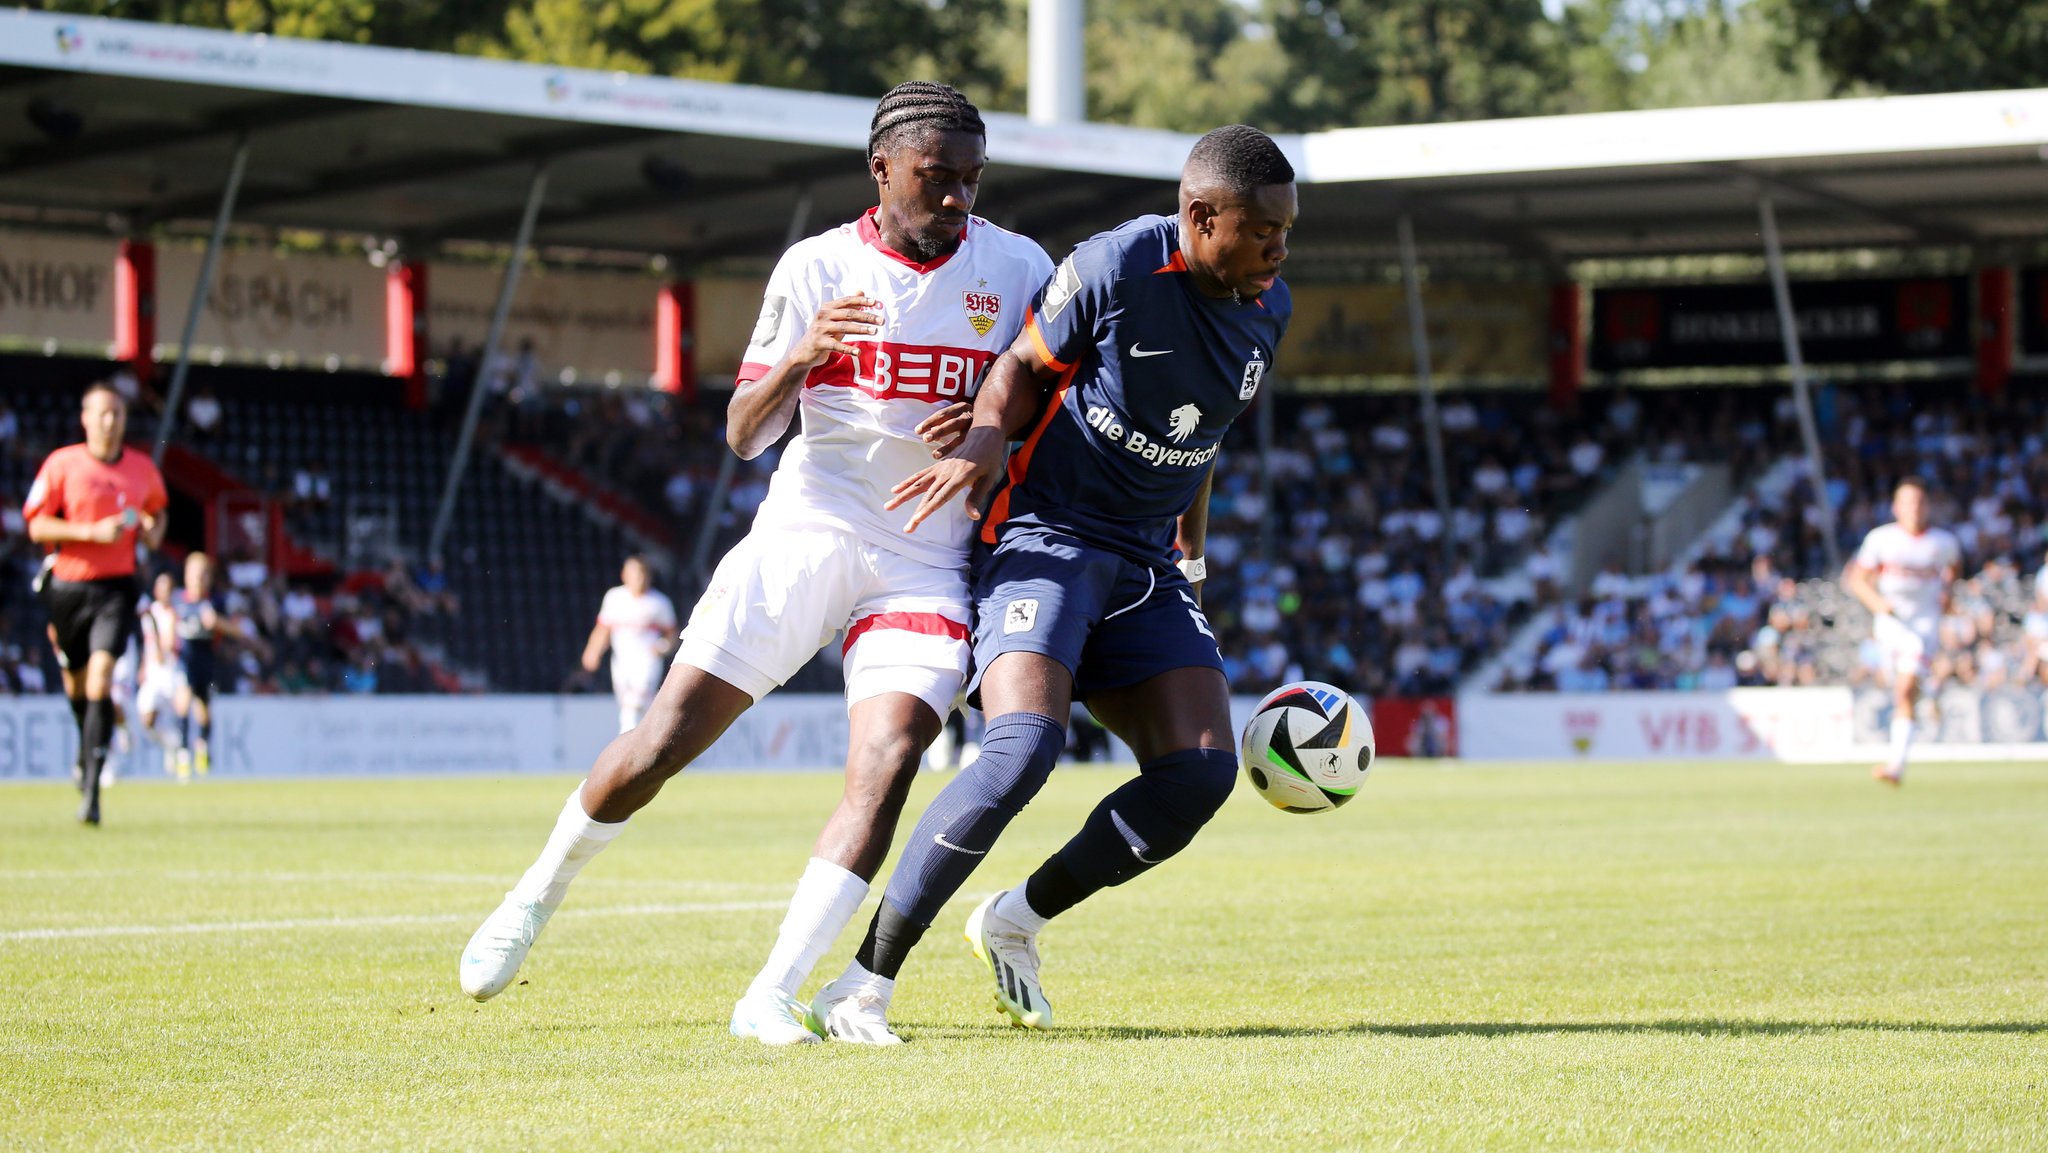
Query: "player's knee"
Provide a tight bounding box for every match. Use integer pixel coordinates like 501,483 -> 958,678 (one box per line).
1146,746 -> 1239,826
974,711 -> 1066,816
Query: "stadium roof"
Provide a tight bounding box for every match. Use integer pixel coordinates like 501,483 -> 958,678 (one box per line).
3,8 -> 2048,269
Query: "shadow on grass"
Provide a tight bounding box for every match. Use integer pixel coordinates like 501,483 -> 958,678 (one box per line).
1018,1019 -> 2048,1042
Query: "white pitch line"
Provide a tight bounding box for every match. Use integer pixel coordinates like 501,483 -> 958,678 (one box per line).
0,900 -> 788,943
0,869 -> 782,891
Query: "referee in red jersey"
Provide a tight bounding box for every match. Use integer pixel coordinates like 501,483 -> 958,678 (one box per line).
24,383 -> 168,825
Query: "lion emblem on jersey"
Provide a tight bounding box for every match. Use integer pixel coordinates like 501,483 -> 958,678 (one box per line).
1168,403 -> 1202,444
963,291 -> 1001,337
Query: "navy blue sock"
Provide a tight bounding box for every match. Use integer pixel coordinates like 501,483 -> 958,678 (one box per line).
1023,747 -> 1237,919
857,711 -> 1066,978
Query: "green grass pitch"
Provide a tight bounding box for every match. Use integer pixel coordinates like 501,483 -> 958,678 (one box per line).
4,759 -> 2045,1151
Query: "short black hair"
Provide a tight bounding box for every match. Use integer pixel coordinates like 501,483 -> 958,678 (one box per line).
1182,124 -> 1294,200
869,81 -> 985,157
81,380 -> 125,408
1897,475 -> 1929,494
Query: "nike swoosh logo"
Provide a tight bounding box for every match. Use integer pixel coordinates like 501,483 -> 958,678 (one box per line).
1129,344 -> 1172,358
933,833 -> 987,855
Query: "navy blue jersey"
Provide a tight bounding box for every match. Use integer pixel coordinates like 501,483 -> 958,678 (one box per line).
983,214 -> 1290,563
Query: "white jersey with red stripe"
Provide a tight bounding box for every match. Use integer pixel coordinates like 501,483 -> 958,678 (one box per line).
599,586 -> 677,666
736,209 -> 1054,569
1855,522 -> 1961,629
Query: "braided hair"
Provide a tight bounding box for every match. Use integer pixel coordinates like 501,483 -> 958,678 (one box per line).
868,81 -> 985,157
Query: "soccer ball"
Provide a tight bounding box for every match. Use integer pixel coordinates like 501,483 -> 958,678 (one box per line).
1239,680 -> 1374,814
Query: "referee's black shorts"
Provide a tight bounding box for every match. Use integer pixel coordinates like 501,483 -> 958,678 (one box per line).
40,575 -> 139,672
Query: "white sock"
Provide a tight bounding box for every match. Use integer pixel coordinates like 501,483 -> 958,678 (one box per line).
508,785 -> 626,908
1888,716 -> 1916,772
827,959 -> 894,1003
617,705 -> 642,734
993,886 -> 1049,935
747,857 -> 869,1000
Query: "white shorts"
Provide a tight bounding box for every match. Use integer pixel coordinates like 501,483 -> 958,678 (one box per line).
136,664 -> 183,717
676,524 -> 969,719
1874,613 -> 1939,679
610,654 -> 665,713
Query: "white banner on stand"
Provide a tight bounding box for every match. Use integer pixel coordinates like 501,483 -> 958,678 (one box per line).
1458,687 -> 2048,763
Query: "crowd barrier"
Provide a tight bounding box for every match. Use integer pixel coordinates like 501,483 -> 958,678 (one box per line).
15,688 -> 2022,777
1457,686 -> 2048,762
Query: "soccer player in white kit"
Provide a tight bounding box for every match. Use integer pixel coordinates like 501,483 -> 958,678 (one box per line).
581,556 -> 677,733
133,571 -> 185,777
458,82 -> 1054,1044
1843,477 -> 1960,785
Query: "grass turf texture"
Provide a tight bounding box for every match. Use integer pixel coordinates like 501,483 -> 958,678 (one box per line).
4,760 -> 2045,1151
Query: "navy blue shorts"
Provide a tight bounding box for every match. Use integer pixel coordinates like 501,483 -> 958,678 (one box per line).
966,529 -> 1223,706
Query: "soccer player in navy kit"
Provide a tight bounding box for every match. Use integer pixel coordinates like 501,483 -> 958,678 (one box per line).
806,125 -> 1296,1041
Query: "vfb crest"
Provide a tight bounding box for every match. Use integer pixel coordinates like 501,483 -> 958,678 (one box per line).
964,291 -> 1002,337
1240,347 -> 1266,400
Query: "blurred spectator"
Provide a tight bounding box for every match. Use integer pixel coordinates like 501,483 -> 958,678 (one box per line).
186,386 -> 222,440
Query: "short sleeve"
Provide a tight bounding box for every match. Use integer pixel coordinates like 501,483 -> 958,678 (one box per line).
143,464 -> 168,517
22,455 -> 60,522
654,593 -> 677,630
1853,530 -> 1883,570
596,587 -> 624,626
736,245 -> 817,386
1023,244 -> 1116,373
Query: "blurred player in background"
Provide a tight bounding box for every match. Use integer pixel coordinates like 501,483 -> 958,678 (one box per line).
134,571 -> 187,779
813,125 -> 1296,1041
1844,476 -> 1960,786
24,382 -> 168,825
459,82 -> 1054,1047
581,555 -> 677,733
171,552 -> 225,778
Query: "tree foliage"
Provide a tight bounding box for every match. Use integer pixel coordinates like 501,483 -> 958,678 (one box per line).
1771,0 -> 2048,94
1259,0 -> 1569,129
35,0 -> 2048,129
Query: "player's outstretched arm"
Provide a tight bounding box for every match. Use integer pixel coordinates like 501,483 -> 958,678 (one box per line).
1842,560 -> 1890,618
726,294 -> 882,460
887,340 -> 1055,532
1176,463 -> 1217,604
580,622 -> 611,673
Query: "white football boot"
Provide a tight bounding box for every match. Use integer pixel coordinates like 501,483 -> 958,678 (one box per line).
966,891 -> 1052,1029
729,990 -> 823,1046
809,968 -> 905,1045
459,895 -> 554,1001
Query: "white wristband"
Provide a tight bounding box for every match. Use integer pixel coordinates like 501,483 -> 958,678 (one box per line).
1177,556 -> 1207,583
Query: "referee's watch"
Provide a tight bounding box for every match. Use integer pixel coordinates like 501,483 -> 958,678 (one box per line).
1177,556 -> 1207,583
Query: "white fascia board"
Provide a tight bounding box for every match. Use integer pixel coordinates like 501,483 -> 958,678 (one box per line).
1300,89 -> 2048,183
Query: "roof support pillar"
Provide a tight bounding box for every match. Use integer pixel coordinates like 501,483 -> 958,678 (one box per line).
155,133 -> 249,464
1398,215 -> 1457,573
1757,195 -> 1841,573
429,162 -> 548,562
690,186 -> 814,590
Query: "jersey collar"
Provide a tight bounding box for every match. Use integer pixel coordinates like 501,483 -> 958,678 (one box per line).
857,208 -> 965,274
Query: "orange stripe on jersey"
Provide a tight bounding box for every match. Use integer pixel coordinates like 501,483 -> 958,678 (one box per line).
1024,309 -> 1070,372
842,611 -> 970,656
1153,251 -> 1188,275
980,365 -> 1076,545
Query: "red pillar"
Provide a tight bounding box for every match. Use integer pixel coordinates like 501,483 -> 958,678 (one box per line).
655,279 -> 696,399
1975,266 -> 2013,397
1547,280 -> 1583,410
113,240 -> 156,382
387,260 -> 428,409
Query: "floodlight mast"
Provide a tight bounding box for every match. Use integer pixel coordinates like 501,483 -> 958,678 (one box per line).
1757,196 -> 1842,575
156,133 -> 250,464
429,162 -> 549,564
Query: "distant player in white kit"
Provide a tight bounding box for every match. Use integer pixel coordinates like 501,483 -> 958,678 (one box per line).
1843,476 -> 1960,786
581,555 -> 676,733
458,82 -> 1054,1044
133,571 -> 185,778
